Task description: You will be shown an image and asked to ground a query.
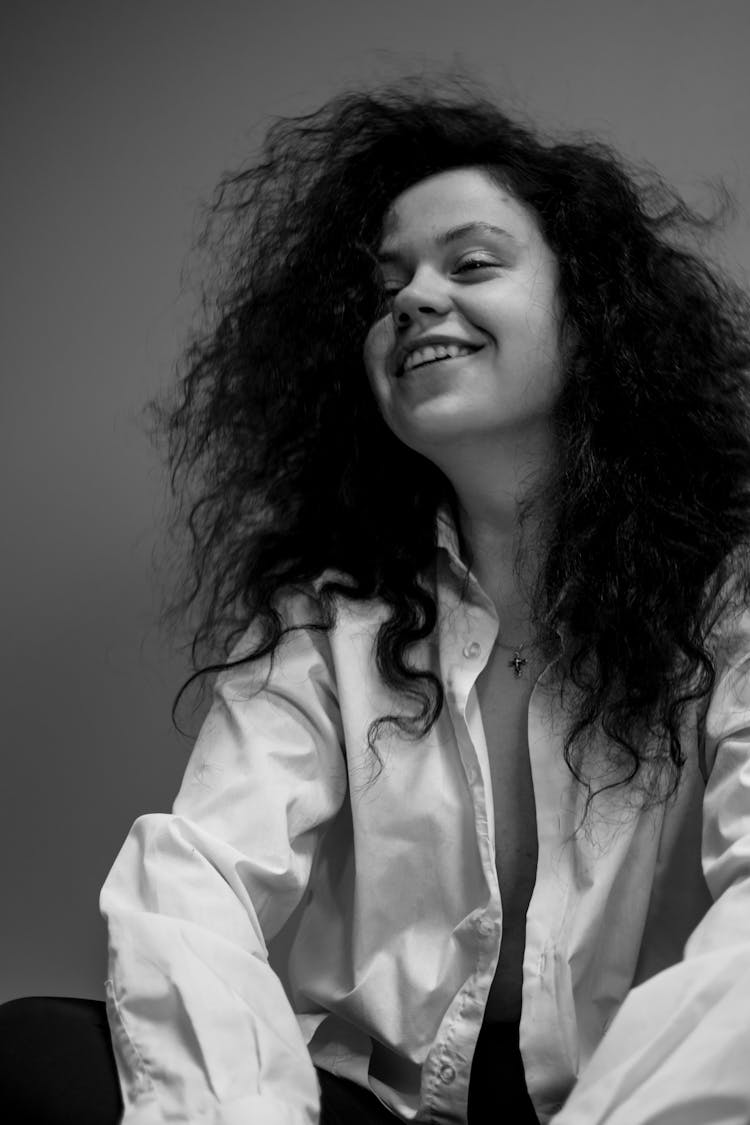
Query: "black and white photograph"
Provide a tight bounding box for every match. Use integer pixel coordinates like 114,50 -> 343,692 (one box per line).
2,3 -> 750,1123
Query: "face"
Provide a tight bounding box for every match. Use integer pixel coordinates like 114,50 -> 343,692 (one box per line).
363,167 -> 565,458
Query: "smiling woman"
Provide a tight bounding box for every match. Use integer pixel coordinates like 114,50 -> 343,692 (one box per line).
4,76 -> 750,1125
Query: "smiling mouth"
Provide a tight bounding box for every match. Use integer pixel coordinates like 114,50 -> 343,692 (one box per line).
398,343 -> 483,377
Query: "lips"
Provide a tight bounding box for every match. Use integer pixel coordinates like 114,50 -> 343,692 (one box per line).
397,341 -> 483,377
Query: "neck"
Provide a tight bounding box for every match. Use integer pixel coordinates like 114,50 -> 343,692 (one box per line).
459,504 -> 542,628
435,428 -> 551,621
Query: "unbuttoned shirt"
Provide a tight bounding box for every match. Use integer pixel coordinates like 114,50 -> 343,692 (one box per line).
100,514 -> 750,1125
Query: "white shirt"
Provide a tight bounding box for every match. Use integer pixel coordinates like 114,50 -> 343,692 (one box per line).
100,513 -> 750,1125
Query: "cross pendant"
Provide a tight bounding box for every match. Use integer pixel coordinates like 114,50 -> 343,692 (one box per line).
508,651 -> 527,678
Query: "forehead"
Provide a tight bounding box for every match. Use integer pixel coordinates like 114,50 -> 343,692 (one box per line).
379,167 -> 538,248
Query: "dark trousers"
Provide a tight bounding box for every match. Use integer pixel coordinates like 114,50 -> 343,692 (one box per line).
0,996 -> 539,1124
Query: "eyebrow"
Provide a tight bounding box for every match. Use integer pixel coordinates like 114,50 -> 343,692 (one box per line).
376,221 -> 516,264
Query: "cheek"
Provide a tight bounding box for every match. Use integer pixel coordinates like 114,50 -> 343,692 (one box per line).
518,280 -> 564,358
363,315 -> 396,383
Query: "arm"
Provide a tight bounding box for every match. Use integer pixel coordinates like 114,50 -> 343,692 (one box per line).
100,594 -> 348,1125
550,607 -> 750,1125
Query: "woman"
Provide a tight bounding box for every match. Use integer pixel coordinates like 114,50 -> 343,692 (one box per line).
4,78 -> 750,1124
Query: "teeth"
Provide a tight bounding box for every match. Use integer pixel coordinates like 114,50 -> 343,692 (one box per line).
402,343 -> 477,374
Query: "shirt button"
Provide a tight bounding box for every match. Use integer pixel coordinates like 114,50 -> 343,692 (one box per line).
463,641 -> 481,659
439,1063 -> 456,1084
477,917 -> 495,936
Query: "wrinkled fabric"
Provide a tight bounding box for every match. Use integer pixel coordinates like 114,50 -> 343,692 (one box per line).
101,515 -> 750,1124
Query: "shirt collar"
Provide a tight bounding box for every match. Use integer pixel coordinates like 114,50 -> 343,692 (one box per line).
436,503 -> 566,647
436,504 -> 467,575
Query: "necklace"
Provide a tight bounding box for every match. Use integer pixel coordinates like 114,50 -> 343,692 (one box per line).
493,636 -> 530,678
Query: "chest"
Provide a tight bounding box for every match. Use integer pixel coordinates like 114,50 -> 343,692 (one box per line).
474,650 -> 540,1020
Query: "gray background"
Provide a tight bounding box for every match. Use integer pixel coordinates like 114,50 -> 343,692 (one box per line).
2,0 -> 749,1002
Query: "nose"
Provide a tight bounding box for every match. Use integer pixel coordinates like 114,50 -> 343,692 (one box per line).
392,269 -> 452,328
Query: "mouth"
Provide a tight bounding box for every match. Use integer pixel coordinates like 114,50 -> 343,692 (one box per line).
397,342 -> 483,377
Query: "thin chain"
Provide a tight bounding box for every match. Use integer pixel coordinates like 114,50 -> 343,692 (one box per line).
492,636 -> 530,652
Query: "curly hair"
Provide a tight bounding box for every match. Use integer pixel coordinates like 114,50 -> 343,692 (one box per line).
153,75 -> 750,808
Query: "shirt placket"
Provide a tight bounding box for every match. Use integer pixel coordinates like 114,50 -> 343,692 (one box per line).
422,587 -> 504,1122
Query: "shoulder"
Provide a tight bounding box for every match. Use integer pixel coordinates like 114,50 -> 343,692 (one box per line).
224,569 -> 393,668
703,544 -> 750,664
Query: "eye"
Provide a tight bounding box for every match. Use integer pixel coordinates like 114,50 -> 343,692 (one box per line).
454,256 -> 499,274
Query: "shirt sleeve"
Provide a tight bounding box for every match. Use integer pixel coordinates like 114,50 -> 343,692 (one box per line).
100,590 -> 348,1125
550,602 -> 750,1125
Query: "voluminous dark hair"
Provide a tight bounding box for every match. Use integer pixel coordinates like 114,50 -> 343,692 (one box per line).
154,75 -> 750,808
